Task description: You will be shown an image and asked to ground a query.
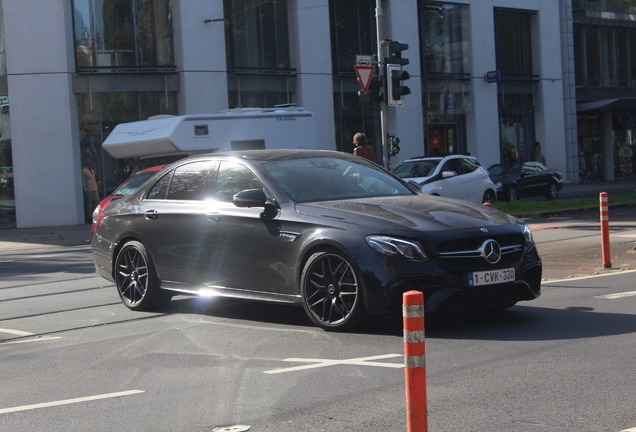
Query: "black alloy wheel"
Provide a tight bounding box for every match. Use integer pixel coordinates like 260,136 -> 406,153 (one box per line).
545,181 -> 559,200
301,251 -> 366,331
115,241 -> 170,311
507,185 -> 519,202
482,189 -> 496,204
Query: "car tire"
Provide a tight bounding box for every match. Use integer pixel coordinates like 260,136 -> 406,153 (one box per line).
115,240 -> 171,311
545,181 -> 559,200
507,185 -> 519,202
301,250 -> 367,331
482,189 -> 496,204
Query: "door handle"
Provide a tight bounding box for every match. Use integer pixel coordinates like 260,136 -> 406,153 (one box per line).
144,210 -> 158,220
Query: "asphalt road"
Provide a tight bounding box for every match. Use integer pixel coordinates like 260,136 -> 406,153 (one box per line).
2,215 -> 636,431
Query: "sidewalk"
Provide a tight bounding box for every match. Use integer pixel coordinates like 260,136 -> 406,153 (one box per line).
0,223 -> 93,252
1,178 -> 635,253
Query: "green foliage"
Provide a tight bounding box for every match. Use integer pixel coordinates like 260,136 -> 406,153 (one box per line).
491,193 -> 636,217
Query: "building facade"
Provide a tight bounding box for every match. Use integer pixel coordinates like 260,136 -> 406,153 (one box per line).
573,0 -> 636,183
1,0 -> 572,229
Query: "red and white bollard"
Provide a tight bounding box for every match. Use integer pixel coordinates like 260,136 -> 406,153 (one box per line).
403,290 -> 428,432
600,192 -> 612,268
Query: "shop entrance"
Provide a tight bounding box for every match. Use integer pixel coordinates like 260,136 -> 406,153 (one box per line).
427,124 -> 456,156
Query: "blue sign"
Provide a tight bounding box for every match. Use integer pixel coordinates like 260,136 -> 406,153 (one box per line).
485,70 -> 500,83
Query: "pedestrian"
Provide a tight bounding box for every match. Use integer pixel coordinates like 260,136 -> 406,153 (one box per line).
352,132 -> 376,163
534,142 -> 547,166
82,159 -> 99,222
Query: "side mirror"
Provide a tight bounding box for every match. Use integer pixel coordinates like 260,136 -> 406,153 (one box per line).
442,170 -> 456,178
233,189 -> 278,218
233,189 -> 268,208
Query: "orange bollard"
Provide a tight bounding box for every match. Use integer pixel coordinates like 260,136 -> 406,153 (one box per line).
600,192 -> 612,268
403,290 -> 428,432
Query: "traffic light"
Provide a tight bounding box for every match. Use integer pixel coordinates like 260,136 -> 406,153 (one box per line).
358,56 -> 383,104
386,64 -> 411,106
389,135 -> 400,156
385,40 -> 411,106
387,40 -> 409,67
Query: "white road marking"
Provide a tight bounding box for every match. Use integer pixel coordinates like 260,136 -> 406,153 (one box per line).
0,328 -> 62,344
264,353 -> 403,374
620,428 -> 636,432
596,290 -> 636,299
0,390 -> 145,414
542,269 -> 636,285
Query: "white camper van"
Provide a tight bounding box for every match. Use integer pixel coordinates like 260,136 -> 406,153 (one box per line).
102,106 -> 318,167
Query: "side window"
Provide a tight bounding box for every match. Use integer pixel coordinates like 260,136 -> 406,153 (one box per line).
460,158 -> 480,174
214,161 -> 264,203
166,161 -> 214,201
146,171 -> 173,200
441,159 -> 461,174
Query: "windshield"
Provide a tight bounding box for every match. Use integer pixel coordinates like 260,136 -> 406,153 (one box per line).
393,159 -> 441,178
113,171 -> 159,196
487,164 -> 521,176
262,157 -> 415,203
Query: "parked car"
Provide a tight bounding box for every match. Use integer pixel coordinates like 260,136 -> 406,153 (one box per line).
91,165 -> 166,232
487,161 -> 563,202
92,150 -> 542,331
392,154 -> 497,204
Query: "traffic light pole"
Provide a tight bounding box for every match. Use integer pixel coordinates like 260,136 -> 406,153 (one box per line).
375,0 -> 389,170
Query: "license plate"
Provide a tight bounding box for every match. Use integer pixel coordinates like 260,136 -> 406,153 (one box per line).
468,268 -> 515,287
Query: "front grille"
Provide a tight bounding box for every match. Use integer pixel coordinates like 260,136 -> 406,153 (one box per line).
436,233 -> 525,270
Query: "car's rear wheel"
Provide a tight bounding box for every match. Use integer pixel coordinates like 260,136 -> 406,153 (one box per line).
482,189 -> 496,204
507,185 -> 519,202
301,250 -> 366,331
115,241 -> 171,311
545,181 -> 559,200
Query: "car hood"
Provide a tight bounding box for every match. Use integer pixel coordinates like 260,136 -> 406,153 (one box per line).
295,195 -> 516,232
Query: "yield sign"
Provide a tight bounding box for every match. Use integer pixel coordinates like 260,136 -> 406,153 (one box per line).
354,65 -> 375,94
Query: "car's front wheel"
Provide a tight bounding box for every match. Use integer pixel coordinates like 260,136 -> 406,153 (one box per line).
545,181 -> 559,200
482,189 -> 496,204
301,250 -> 366,331
115,240 -> 171,311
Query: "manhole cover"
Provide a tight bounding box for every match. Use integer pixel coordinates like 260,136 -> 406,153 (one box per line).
212,426 -> 251,432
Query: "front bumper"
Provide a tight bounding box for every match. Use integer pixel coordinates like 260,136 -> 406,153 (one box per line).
358,242 -> 542,317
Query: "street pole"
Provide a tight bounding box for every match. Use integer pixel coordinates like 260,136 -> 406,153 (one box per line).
375,0 -> 389,170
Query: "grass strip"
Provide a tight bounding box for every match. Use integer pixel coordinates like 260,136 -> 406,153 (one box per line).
491,192 -> 636,218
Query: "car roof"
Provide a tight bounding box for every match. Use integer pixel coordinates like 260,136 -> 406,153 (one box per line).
402,153 -> 474,162
137,164 -> 167,173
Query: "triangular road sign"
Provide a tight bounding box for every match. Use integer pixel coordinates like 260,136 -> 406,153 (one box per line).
354,65 -> 374,94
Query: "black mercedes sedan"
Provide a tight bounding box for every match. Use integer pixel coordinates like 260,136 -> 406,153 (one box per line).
487,161 -> 564,202
92,150 -> 542,331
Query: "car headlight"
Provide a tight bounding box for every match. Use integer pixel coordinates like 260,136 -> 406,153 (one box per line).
522,224 -> 534,251
92,205 -> 101,223
365,235 -> 428,262
495,182 -> 503,188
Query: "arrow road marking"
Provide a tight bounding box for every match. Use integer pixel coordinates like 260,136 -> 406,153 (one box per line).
264,353 -> 403,374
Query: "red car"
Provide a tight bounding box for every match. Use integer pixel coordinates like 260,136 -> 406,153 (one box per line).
91,165 -> 166,232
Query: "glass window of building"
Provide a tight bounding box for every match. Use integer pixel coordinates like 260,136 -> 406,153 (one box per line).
72,0 -> 174,70
495,9 -> 537,163
0,0 -> 14,229
495,9 -> 533,78
574,24 -> 636,88
225,0 -> 294,108
419,1 -> 469,156
330,0 -> 379,155
419,2 -> 469,75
